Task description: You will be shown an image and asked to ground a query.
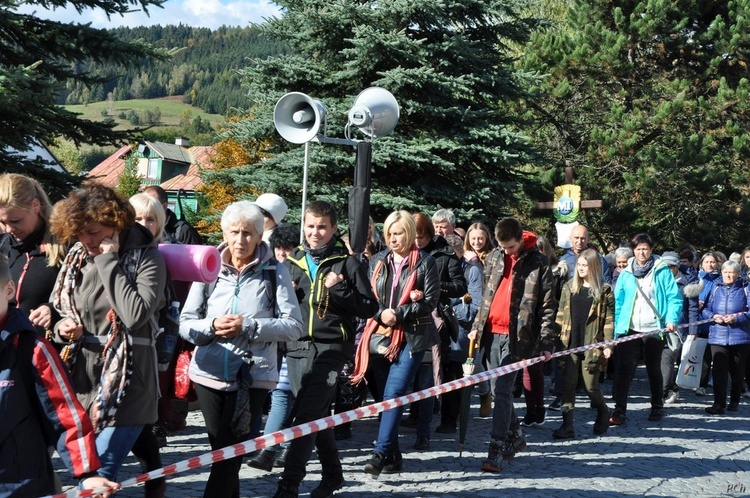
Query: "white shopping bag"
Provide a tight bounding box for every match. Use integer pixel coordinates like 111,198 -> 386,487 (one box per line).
675,335 -> 708,390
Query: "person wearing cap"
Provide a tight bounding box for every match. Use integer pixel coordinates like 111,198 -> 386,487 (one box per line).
254,193 -> 289,242
659,251 -> 699,405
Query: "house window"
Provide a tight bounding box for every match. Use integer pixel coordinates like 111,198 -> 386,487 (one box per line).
146,158 -> 159,179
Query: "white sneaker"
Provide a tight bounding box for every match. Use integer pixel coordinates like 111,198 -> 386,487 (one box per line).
664,391 -> 679,404
695,387 -> 707,396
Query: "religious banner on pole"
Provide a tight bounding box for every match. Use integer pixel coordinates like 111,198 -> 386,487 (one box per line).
536,167 -> 602,249
553,184 -> 581,223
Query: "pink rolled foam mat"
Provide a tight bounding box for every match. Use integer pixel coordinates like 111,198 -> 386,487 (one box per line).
158,244 -> 221,282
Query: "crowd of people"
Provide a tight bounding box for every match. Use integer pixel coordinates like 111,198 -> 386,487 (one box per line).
1,173 -> 749,498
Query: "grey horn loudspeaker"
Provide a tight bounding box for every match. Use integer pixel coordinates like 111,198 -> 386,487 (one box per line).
347,87 -> 399,138
273,92 -> 328,144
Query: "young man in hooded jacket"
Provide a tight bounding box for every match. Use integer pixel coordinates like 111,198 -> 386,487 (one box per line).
274,201 -> 378,498
468,217 -> 557,473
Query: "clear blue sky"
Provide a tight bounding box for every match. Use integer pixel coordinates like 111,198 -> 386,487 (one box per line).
19,0 -> 280,30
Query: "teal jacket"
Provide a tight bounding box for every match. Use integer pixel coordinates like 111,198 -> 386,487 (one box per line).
614,259 -> 682,338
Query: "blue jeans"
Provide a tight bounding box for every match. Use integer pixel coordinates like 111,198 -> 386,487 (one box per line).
413,362 -> 435,437
95,425 -> 144,481
263,388 -> 295,452
373,343 -> 425,455
483,334 -> 518,441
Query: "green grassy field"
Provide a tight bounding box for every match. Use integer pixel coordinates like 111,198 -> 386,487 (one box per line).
64,96 -> 224,129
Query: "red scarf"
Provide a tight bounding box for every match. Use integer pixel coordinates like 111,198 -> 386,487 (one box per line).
351,245 -> 420,385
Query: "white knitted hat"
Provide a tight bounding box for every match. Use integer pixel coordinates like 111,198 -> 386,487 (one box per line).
254,193 -> 288,225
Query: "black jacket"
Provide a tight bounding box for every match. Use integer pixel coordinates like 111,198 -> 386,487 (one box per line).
0,225 -> 61,331
285,239 -> 378,352
424,235 -> 467,303
369,248 -> 441,354
164,209 -> 204,245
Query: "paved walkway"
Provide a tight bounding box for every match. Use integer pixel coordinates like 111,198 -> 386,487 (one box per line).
56,368 -> 750,497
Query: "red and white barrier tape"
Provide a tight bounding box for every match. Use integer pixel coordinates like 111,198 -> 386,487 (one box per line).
44,314 -> 728,498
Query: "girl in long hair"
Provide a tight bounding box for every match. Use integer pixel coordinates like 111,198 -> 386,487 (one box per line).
553,249 -> 614,438
463,222 -> 494,267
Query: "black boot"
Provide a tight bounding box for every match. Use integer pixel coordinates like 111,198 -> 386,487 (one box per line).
273,447 -> 289,468
552,408 -> 575,439
363,451 -> 385,476
593,404 -> 610,435
272,479 -> 299,498
310,471 -> 345,498
246,449 -> 275,471
382,449 -> 402,474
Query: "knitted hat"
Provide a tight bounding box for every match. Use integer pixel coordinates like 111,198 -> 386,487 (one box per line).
254,193 -> 288,225
661,251 -> 679,267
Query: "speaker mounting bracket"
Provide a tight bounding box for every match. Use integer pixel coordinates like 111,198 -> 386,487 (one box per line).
312,135 -> 359,148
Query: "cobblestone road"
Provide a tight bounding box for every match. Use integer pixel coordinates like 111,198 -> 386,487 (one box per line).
56,367 -> 750,497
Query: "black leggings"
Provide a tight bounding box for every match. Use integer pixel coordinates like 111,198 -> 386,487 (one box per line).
710,344 -> 750,407
195,383 -> 268,498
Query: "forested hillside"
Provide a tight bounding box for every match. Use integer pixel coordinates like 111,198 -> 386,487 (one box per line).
60,25 -> 289,115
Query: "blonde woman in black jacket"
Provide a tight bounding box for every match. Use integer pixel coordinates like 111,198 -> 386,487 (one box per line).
351,210 -> 440,478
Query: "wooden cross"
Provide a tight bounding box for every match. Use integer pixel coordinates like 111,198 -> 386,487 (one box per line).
535,166 -> 603,211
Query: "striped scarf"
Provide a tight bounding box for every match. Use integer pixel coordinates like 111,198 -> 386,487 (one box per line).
351,245 -> 421,385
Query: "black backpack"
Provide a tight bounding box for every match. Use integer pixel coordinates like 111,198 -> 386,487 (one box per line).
155,271 -> 181,370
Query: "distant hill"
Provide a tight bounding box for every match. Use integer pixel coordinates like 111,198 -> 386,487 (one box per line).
60,25 -> 290,115
65,96 -> 223,130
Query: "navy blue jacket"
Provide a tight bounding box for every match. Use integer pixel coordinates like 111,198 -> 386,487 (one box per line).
702,280 -> 750,346
689,270 -> 722,338
448,261 -> 482,363
0,308 -> 100,497
674,266 -> 700,337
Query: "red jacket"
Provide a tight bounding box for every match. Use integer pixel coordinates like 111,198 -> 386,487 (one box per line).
471,231 -> 558,359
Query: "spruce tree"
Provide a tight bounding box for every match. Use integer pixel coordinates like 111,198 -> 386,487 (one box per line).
214,0 -> 542,226
0,0 -> 167,196
522,0 -> 750,251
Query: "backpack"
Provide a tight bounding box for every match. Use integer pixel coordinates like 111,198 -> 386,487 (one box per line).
155,270 -> 180,371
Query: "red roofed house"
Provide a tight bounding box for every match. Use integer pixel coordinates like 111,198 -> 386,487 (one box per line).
88,138 -> 214,217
